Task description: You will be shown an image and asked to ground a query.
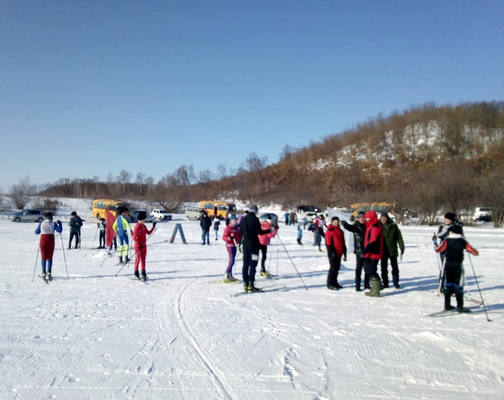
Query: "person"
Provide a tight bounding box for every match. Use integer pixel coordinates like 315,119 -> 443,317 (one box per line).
433,212 -> 464,291
35,212 -> 63,281
297,224 -> 303,245
97,218 -> 106,249
222,217 -> 242,282
132,211 -> 157,281
325,217 -> 347,290
342,212 -> 369,291
284,212 -> 290,225
435,225 -> 478,312
290,211 -> 297,226
380,213 -> 405,289
302,216 -> 308,230
200,212 -> 212,245
113,207 -> 132,264
240,205 -> 274,292
312,214 -> 326,251
363,211 -> 384,297
68,211 -> 83,249
259,218 -> 278,277
213,218 -> 221,241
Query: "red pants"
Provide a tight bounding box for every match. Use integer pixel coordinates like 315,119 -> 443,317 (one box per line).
40,235 -> 55,261
134,245 -> 147,271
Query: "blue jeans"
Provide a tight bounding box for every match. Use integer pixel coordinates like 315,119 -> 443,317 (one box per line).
242,247 -> 259,285
214,230 -> 219,240
201,229 -> 210,245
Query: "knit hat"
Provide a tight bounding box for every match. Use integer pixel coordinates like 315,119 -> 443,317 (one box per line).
248,204 -> 259,214
444,212 -> 456,222
358,211 -> 365,217
71,211 -> 77,216
137,211 -> 147,221
44,212 -> 53,220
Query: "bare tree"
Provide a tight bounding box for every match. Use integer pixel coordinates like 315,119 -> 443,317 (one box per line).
174,165 -> 196,186
198,169 -> 213,183
136,172 -> 146,184
217,163 -> 227,179
244,152 -> 268,171
9,177 -> 37,209
118,170 -> 131,183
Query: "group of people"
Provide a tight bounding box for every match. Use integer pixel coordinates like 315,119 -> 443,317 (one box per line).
35,208 -> 158,282
34,203 -> 480,310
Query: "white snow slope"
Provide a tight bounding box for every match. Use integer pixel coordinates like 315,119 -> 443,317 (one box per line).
0,210 -> 503,399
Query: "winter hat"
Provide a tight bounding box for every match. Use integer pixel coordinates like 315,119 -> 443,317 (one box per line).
444,212 -> 456,222
71,211 -> 77,216
451,225 -> 463,235
137,211 -> 147,221
331,216 -> 339,222
44,212 -> 53,220
248,204 -> 259,214
381,212 -> 389,219
358,211 -> 365,217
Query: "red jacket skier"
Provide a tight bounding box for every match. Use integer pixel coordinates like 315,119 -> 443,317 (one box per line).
259,220 -> 279,277
222,217 -> 242,282
325,217 -> 346,289
132,212 -> 156,281
363,211 -> 384,297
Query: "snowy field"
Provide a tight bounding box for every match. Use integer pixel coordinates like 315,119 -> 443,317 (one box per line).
0,201 -> 503,399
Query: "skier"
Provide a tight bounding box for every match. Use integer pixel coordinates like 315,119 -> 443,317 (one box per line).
342,212 -> 369,291
35,212 -> 63,281
68,211 -> 82,249
325,217 -> 347,290
435,225 -> 479,312
213,218 -> 221,241
132,211 -> 157,281
284,212 -> 290,225
312,214 -> 326,251
240,205 -> 274,292
297,224 -> 303,245
363,211 -> 384,297
259,217 -> 278,278
200,212 -> 212,245
222,217 -> 242,282
113,207 -> 132,264
380,213 -> 405,289
97,218 -> 106,249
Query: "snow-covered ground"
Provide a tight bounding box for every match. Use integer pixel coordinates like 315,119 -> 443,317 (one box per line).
0,204 -> 503,399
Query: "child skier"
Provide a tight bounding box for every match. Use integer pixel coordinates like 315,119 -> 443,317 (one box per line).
132,211 -> 157,281
213,218 -> 221,241
113,207 -> 132,264
259,218 -> 278,277
97,218 -> 106,249
297,224 -> 303,245
35,212 -> 63,281
222,217 -> 242,282
435,225 -> 479,312
325,216 -> 347,290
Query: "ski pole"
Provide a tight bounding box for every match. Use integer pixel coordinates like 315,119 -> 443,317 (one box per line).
467,253 -> 491,322
32,246 -> 40,282
60,233 -> 69,278
277,233 -> 308,291
437,257 -> 446,295
115,261 -> 129,277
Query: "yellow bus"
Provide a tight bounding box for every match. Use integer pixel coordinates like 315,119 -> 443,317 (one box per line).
198,201 -> 236,220
91,199 -> 129,219
350,202 -> 396,217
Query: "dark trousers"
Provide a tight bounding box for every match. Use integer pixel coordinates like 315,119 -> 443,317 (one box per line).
99,231 -> 105,248
363,258 -> 379,280
259,244 -> 268,271
355,255 -> 369,289
69,231 -> 80,249
381,255 -> 399,287
327,250 -> 341,287
201,229 -> 210,245
242,247 -> 259,286
444,262 -> 464,308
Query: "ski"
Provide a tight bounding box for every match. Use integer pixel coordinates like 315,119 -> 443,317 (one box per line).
231,286 -> 286,297
427,307 -> 476,318
217,279 -> 240,284
38,275 -> 49,284
129,276 -> 149,284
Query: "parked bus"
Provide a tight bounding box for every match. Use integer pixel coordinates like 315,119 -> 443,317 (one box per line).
91,199 -> 130,219
198,201 -> 236,220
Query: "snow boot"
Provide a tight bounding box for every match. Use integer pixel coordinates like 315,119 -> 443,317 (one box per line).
249,284 -> 262,293
229,274 -> 238,282
47,272 -> 52,282
365,277 -> 381,297
141,270 -> 148,281
223,273 -> 234,282
119,256 -> 123,264
243,283 -> 250,292
327,285 -> 339,290
125,255 -> 130,263
444,290 -> 453,311
260,270 -> 270,278
455,292 -> 470,312
134,270 -> 140,280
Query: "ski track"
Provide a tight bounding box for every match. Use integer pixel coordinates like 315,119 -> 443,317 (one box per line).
1,207 -> 504,400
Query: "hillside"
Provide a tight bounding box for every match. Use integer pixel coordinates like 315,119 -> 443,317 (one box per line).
41,102 -> 504,224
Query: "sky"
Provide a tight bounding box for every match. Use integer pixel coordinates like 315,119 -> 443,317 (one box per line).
1,0 -> 503,189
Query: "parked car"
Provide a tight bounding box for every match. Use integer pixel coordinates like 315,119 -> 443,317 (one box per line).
128,209 -> 153,223
472,207 -> 492,222
151,209 -> 173,221
10,209 -> 44,222
259,213 -> 279,227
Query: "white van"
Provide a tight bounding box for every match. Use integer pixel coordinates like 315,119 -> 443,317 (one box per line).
185,205 -> 201,221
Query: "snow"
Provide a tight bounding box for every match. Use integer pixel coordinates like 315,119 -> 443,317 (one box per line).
1,209 -> 503,399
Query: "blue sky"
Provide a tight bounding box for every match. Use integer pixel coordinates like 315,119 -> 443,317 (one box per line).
1,0 -> 503,189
